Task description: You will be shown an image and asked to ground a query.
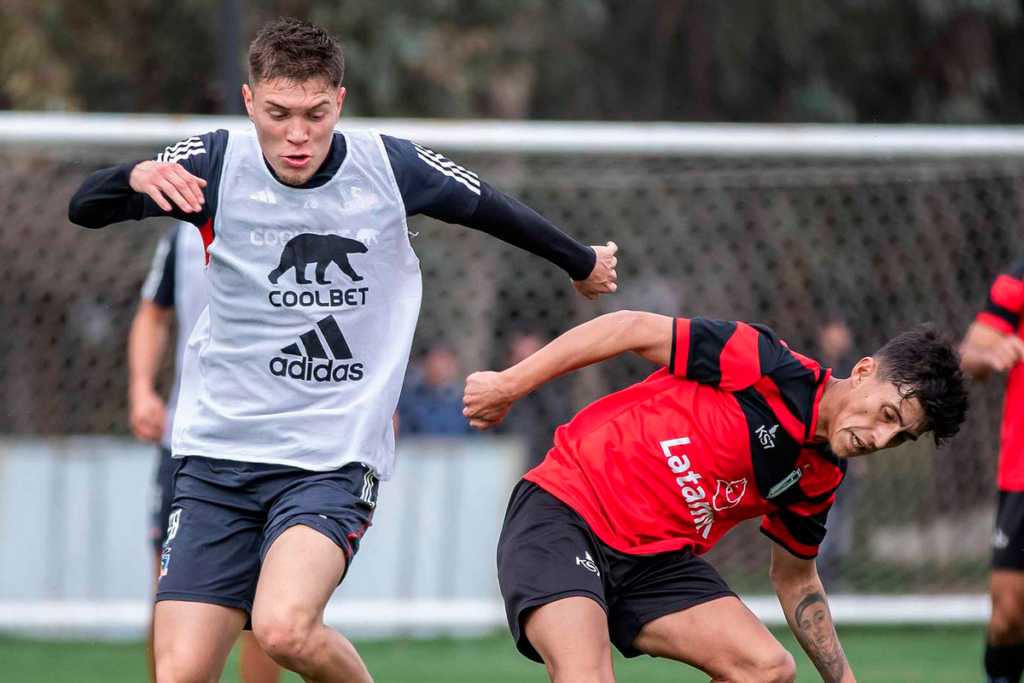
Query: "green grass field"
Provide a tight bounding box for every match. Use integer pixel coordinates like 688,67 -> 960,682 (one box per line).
0,626 -> 984,682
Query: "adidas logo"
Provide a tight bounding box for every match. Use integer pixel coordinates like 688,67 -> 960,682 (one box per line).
269,315 -> 364,383
250,188 -> 278,204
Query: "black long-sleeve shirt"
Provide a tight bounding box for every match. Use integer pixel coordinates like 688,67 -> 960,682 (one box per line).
68,130 -> 596,280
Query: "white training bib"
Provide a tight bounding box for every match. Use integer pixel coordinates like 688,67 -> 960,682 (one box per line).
172,129 -> 422,477
164,224 -> 209,449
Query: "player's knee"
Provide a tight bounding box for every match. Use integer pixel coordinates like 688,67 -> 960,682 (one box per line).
155,650 -> 218,683
755,648 -> 796,683
726,646 -> 795,683
546,660 -> 615,683
990,600 -> 1024,644
252,612 -> 318,667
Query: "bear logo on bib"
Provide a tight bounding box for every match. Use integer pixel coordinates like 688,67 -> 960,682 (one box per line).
268,233 -> 369,285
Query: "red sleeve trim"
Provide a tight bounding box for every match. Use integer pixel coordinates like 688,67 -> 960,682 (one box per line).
759,522 -> 819,559
787,494 -> 835,517
671,318 -> 690,376
977,311 -> 1016,335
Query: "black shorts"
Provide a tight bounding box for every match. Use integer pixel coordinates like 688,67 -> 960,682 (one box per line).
497,480 -> 735,662
156,456 -> 378,616
149,446 -> 179,553
993,490 -> 1024,570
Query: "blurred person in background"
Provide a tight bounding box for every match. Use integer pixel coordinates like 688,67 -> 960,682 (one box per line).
813,315 -> 868,593
465,311 -> 967,683
128,222 -> 280,683
498,331 -> 574,471
397,345 -> 472,436
68,17 -> 617,683
961,259 -> 1024,683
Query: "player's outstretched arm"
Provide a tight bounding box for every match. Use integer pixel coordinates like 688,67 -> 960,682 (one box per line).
961,322 -> 1024,381
381,136 -> 618,299
69,131 -> 224,229
68,161 -> 207,229
770,544 -> 856,683
462,310 -> 671,430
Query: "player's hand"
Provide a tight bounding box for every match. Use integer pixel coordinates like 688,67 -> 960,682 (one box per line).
986,334 -> 1024,372
129,388 -> 166,442
129,161 -> 207,214
572,241 -> 618,300
463,371 -> 516,430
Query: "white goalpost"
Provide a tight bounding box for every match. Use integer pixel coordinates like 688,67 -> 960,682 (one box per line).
1,112 -> 1016,638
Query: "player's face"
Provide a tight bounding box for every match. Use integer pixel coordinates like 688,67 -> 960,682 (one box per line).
827,357 -> 927,458
242,77 -> 345,186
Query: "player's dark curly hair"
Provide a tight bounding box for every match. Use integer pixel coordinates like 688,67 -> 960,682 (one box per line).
874,323 -> 968,447
248,17 -> 344,88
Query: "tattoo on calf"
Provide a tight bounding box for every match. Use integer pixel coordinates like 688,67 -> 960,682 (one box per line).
794,591 -> 846,683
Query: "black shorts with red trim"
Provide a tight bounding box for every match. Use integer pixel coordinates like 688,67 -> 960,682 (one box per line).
497,480 -> 735,663
156,455 -> 377,616
993,490 -> 1024,570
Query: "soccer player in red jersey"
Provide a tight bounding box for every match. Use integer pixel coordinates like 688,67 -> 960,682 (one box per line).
464,311 -> 968,683
962,259 -> 1024,683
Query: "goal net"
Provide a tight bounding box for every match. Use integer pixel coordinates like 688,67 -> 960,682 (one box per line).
0,113 -> 1018,635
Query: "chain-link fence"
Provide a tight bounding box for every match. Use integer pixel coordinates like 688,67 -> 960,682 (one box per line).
0,120 -> 1019,602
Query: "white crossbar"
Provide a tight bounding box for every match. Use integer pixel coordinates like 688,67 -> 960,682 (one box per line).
4,112 -> 1024,156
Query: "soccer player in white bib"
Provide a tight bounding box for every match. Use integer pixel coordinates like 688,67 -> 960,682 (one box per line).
69,18 -> 617,683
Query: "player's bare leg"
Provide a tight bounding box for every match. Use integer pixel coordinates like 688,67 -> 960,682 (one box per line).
523,596 -> 616,683
251,525 -> 372,683
989,569 -> 1024,645
154,600 -> 248,683
147,550 -> 162,683
239,631 -> 282,683
632,596 -> 795,683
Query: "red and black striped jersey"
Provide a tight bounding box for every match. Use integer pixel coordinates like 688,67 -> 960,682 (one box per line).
525,317 -> 846,559
977,259 -> 1024,491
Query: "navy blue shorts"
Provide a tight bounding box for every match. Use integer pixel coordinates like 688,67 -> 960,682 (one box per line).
150,446 -> 178,553
497,480 -> 735,662
156,456 -> 379,616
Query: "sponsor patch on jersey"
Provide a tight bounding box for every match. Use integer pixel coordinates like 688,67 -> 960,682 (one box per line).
270,315 -> 364,383
712,478 -> 748,511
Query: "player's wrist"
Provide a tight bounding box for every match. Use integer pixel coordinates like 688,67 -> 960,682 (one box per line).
499,369 -> 530,403
128,381 -> 157,402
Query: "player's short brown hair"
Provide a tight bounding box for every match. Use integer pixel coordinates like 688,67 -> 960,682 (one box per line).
874,323 -> 969,447
248,17 -> 344,88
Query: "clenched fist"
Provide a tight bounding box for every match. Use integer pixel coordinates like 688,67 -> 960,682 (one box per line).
463,371 -> 517,430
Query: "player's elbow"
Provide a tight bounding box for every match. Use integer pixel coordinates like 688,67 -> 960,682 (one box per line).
604,310 -> 653,345
67,190 -> 102,229
603,310 -> 671,365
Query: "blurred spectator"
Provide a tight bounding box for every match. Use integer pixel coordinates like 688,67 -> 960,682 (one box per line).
498,331 -> 574,471
399,346 -> 473,436
814,315 -> 868,592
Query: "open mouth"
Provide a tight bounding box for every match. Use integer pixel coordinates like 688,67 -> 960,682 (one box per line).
282,154 -> 312,168
850,431 -> 866,454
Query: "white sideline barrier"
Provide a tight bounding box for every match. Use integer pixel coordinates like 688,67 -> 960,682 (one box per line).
4,111 -> 1024,156
0,437 -> 526,639
0,596 -> 990,640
